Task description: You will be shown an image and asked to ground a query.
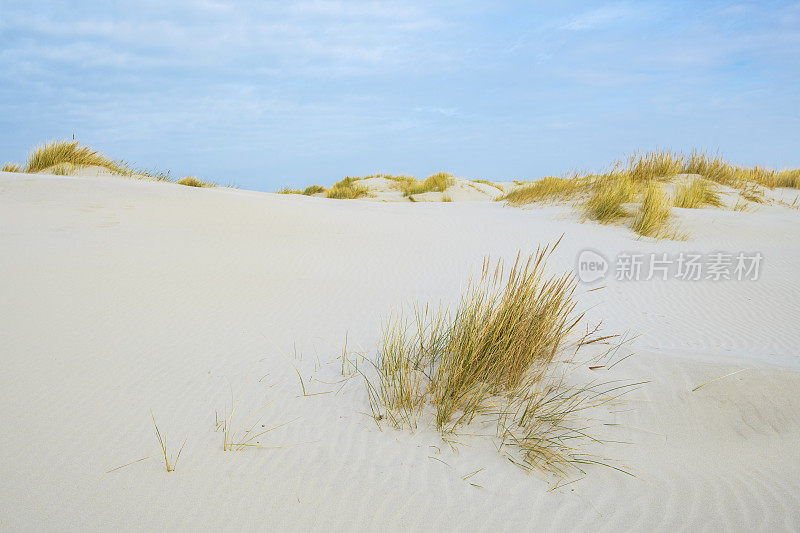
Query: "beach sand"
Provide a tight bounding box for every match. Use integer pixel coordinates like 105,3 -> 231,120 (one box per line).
1,171 -> 799,531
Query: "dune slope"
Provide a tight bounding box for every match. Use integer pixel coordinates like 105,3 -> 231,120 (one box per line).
1,172 -> 799,531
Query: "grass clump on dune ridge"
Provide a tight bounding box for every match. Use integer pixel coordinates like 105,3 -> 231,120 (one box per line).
473,179 -> 504,191
583,175 -> 636,223
501,176 -> 586,205
278,184 -> 326,195
26,139 -> 125,174
362,241 -> 636,477
2,162 -> 21,172
775,170 -> 800,189
178,176 -> 214,188
327,177 -> 370,199
674,178 -> 723,209
403,172 -> 454,196
632,182 -> 672,238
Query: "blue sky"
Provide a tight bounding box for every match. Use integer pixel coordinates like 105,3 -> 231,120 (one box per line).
1,1 -> 798,191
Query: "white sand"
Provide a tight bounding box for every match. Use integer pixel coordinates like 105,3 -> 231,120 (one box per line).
1,171 -> 799,531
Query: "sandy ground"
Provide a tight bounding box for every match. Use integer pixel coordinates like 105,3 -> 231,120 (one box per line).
1,171 -> 799,531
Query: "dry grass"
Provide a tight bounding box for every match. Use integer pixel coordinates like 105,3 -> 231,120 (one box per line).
632,182 -> 672,238
473,179 -> 504,191
26,139 -> 125,174
218,378 -> 290,451
2,162 -> 21,172
621,151 -> 684,182
775,170 -> 800,189
361,241 -> 636,477
327,177 -> 370,199
403,172 -> 454,196
178,176 -> 214,188
151,412 -> 187,472
583,175 -> 636,223
674,178 -> 722,209
302,184 -> 326,195
502,176 -> 585,205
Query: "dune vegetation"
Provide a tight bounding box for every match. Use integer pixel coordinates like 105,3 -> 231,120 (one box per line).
2,138 -> 219,187
496,150 -> 800,239
177,176 -> 214,188
360,241 -> 636,477
25,139 -> 126,174
674,178 -> 723,209
401,172 -> 455,197
278,184 -> 327,195
631,182 -> 672,238
327,177 -> 370,199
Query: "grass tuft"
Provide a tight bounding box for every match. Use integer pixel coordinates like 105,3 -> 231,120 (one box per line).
632,181 -> 672,238
2,162 -> 21,172
302,184 -> 326,195
583,175 -> 636,223
178,176 -> 214,188
361,241 -> 636,477
403,172 -> 454,196
502,176 -> 585,205
151,411 -> 187,472
674,178 -> 722,209
775,170 -> 800,189
327,177 -> 370,199
26,139 -> 124,174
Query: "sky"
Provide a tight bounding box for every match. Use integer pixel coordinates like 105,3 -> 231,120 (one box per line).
1,1 -> 799,191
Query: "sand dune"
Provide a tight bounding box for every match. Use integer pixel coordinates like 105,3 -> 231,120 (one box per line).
1,171 -> 799,531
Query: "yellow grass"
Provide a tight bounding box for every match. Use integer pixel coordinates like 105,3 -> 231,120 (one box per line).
151,411 -> 187,472
327,177 -> 370,199
632,182 -> 672,238
403,172 -> 454,196
583,175 -> 636,223
501,176 -> 585,205
26,139 -> 125,174
361,241 -> 637,476
178,176 -> 214,188
674,178 -> 723,209
2,162 -> 21,172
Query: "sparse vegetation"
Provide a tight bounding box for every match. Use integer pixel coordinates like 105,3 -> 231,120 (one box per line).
674,178 -> 722,209
178,176 -> 214,188
2,162 -> 21,172
473,179 -> 504,191
583,175 -> 636,223
501,176 -> 585,205
361,242 -> 637,477
302,184 -> 326,195
327,177 -> 370,199
151,412 -> 186,472
632,182 -> 672,238
403,172 -> 454,196
775,170 -> 800,189
26,139 -> 125,174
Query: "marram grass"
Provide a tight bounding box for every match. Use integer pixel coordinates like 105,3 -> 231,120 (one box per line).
327,177 -> 370,199
632,181 -> 672,238
26,139 -> 124,174
2,162 -> 21,172
674,178 -> 723,209
360,240 -> 638,478
403,172 -> 454,196
583,175 -> 636,223
502,176 -> 586,205
178,176 -> 214,188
